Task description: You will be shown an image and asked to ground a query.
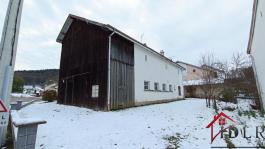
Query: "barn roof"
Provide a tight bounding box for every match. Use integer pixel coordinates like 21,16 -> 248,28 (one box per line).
56,14 -> 185,70
247,0 -> 258,54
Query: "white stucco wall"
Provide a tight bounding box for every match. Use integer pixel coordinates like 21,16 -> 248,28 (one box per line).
134,44 -> 184,103
251,0 -> 265,109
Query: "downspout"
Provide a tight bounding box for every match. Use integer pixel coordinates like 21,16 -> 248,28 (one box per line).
107,30 -> 115,111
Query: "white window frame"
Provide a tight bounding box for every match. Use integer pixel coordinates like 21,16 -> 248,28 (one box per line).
144,81 -> 150,90
178,86 -> 182,96
91,85 -> 99,98
169,85 -> 173,92
162,84 -> 166,91
154,82 -> 159,91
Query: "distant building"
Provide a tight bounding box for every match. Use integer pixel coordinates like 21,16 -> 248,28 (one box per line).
176,61 -> 222,98
44,83 -> 58,92
247,0 -> 265,109
177,61 -> 205,81
56,14 -> 185,111
23,85 -> 43,97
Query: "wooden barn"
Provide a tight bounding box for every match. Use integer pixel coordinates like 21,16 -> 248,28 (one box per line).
56,14 -> 185,111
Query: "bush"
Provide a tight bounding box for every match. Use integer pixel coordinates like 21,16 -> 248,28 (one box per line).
221,89 -> 237,103
223,107 -> 236,112
42,90 -> 57,102
12,75 -> 24,93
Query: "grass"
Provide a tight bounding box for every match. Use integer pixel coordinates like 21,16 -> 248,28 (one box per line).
259,110 -> 265,117
224,135 -> 235,149
257,140 -> 265,149
4,117 -> 14,149
238,110 -> 257,118
238,110 -> 242,116
163,133 -> 186,149
223,107 -> 236,112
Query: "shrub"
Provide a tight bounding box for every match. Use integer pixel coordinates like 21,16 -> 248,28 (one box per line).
221,89 -> 237,103
42,90 -> 57,102
12,75 -> 24,93
223,107 -> 236,112
238,110 -> 242,116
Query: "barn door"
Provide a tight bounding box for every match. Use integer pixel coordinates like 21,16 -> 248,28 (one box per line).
110,35 -> 134,110
110,61 -> 134,109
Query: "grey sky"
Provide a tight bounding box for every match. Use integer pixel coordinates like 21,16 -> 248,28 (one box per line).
0,0 -> 253,70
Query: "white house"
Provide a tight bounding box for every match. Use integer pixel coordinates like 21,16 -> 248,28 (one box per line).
247,0 -> 265,109
56,14 -> 185,110
134,44 -> 184,106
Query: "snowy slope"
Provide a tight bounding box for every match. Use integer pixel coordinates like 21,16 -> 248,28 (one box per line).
18,99 -> 264,149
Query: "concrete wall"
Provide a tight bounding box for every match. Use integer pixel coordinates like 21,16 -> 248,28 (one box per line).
251,0 -> 265,109
134,44 -> 184,104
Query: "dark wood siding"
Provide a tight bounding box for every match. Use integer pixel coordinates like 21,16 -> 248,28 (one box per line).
58,20 -> 109,110
110,34 -> 135,110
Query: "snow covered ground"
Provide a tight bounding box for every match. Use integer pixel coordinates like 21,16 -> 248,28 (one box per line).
17,98 -> 265,149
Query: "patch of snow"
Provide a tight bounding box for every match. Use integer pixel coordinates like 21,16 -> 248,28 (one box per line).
183,79 -> 224,86
217,98 -> 265,147
11,110 -> 46,127
18,98 -> 265,148
11,93 -> 33,98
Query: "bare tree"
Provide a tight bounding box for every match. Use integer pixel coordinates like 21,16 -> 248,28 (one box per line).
200,53 -> 223,111
230,52 -> 249,80
199,52 -> 259,111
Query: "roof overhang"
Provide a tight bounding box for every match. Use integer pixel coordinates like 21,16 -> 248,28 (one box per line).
56,14 -> 185,70
247,0 -> 258,54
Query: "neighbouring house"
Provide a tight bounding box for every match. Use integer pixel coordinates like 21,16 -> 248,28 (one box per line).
44,83 -> 58,92
176,61 -> 222,98
56,14 -> 185,111
247,0 -> 265,109
176,61 -> 205,81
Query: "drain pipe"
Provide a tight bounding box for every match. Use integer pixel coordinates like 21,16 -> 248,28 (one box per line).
107,30 -> 115,111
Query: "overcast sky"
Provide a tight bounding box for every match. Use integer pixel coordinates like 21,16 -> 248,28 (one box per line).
0,0 -> 253,70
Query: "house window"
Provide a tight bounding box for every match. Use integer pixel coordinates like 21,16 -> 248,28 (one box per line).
91,85 -> 99,98
145,55 -> 148,62
162,84 -> 166,91
169,85 -> 173,92
154,82 -> 159,91
214,72 -> 218,78
144,81 -> 150,90
193,69 -> 196,73
178,86 -> 181,96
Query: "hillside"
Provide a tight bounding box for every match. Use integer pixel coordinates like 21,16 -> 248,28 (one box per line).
14,69 -> 59,87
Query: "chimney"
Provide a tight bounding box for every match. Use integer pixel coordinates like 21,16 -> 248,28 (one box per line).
160,50 -> 165,56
